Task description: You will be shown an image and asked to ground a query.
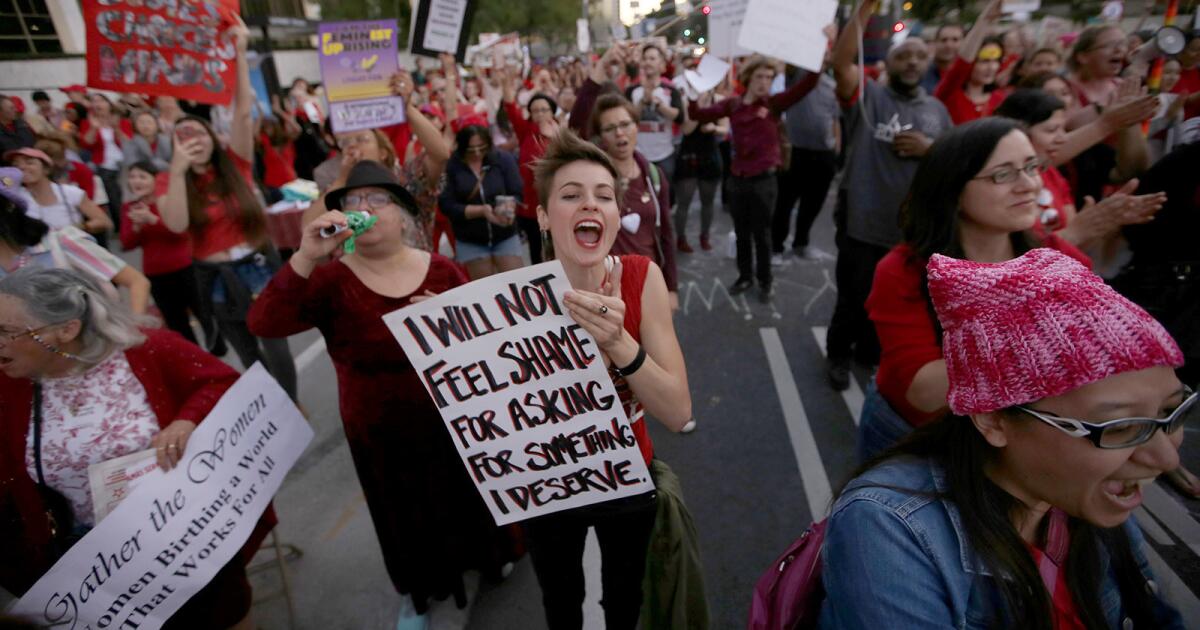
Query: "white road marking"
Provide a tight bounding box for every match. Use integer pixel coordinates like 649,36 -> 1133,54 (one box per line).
1144,540 -> 1200,623
811,326 -> 864,424
295,337 -> 328,373
761,327 -> 832,518
583,530 -> 603,629
1134,507 -> 1175,546
1142,482 -> 1200,556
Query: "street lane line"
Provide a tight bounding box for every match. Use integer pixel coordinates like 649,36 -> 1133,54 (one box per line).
811,326 -> 864,424
761,327 -> 832,518
1142,482 -> 1200,556
583,530 -> 603,630
296,337 -> 328,373
1134,507 -> 1175,546
1144,539 -> 1200,623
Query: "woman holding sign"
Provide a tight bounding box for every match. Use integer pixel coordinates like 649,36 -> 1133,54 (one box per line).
156,17 -> 298,401
526,131 -> 692,629
248,161 -> 522,629
0,267 -> 273,630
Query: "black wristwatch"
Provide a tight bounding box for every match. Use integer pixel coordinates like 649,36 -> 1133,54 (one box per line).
616,346 -> 647,377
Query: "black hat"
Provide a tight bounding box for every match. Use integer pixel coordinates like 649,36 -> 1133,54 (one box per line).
324,160 -> 419,216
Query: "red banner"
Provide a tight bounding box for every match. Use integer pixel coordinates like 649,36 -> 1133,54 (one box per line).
83,0 -> 241,106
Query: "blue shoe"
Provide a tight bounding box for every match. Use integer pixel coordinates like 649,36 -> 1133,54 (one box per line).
396,598 -> 427,630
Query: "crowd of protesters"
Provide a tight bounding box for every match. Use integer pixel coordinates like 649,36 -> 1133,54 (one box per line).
1,0 -> 1199,627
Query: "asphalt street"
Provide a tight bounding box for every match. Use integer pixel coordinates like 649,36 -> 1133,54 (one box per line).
4,183 -> 1197,630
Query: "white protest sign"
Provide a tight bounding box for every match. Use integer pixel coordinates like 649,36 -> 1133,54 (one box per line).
410,0 -> 477,61
1002,0 -> 1041,13
685,54 -> 731,95
706,0 -> 752,59
88,449 -> 158,524
12,364 -> 314,630
383,261 -> 655,526
577,18 -> 591,54
737,0 -> 837,73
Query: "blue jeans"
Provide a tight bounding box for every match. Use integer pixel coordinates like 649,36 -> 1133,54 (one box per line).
856,380 -> 913,464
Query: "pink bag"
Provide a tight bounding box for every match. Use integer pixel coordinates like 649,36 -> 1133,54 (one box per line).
746,519 -> 827,630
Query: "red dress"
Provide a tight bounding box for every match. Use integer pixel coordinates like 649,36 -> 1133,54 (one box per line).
933,58 -> 1009,125
246,255 -> 522,611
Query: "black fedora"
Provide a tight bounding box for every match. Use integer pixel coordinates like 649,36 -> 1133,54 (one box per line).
324,160 -> 419,216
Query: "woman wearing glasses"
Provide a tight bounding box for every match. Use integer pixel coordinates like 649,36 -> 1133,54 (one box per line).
248,161 -> 520,630
438,125 -> 524,279
0,267 -> 273,630
820,246 -> 1189,629
860,118 -> 1093,462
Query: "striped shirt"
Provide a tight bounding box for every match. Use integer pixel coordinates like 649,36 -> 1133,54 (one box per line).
0,226 -> 125,281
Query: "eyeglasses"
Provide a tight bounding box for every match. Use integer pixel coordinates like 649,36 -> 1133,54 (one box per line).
340,134 -> 376,147
0,324 -> 79,360
465,145 -> 489,154
1016,387 -> 1198,449
342,193 -> 397,210
972,159 -> 1043,185
600,120 -> 636,136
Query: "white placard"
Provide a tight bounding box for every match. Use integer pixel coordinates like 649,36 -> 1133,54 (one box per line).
12,364 -> 314,630
383,262 -> 655,526
736,0 -> 837,73
706,0 -> 752,58
685,54 -> 732,95
88,449 -> 158,524
423,0 -> 469,52
577,18 -> 591,54
1002,0 -> 1041,13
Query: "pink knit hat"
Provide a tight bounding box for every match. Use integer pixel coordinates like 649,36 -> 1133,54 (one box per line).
927,248 -> 1183,415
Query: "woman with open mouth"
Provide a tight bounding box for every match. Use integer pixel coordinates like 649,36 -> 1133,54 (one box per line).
526,130 -> 692,629
819,245 -> 1190,629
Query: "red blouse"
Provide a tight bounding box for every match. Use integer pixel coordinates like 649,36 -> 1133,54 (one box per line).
610,254 -> 656,466
155,150 -> 257,259
0,329 -> 274,594
505,101 -> 549,219
933,58 -> 1009,125
119,198 -> 194,276
260,132 -> 297,188
868,239 -> 1092,426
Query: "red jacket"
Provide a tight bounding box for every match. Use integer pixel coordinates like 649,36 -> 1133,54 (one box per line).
505,100 -> 550,219
0,329 -> 275,595
78,118 -> 134,168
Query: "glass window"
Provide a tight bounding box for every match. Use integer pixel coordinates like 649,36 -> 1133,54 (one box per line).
0,0 -> 58,56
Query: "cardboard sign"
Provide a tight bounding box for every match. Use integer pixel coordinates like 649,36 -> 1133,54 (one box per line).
383,262 -> 656,526
318,20 -> 407,133
706,0 -> 752,58
409,0 -> 479,62
12,364 -> 314,630
83,0 -> 241,106
736,0 -> 837,73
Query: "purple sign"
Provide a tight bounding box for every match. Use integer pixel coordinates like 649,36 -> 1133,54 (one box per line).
318,19 -> 406,133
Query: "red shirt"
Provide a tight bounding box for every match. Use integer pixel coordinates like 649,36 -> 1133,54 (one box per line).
78,118 -> 134,167
1171,66 -> 1200,122
610,154 -> 677,292
688,72 -> 820,177
119,198 -> 193,276
868,238 -> 1091,425
381,122 -> 412,163
65,160 -> 95,200
259,132 -> 297,189
505,100 -> 549,219
154,151 -> 256,259
610,255 -> 656,466
934,58 -> 1009,125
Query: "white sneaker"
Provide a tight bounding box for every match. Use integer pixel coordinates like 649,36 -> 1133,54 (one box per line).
795,246 -> 835,262
770,253 -> 784,267
681,419 -> 697,433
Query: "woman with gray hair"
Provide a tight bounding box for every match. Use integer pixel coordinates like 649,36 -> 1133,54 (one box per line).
248,160 -> 522,629
0,266 -> 274,629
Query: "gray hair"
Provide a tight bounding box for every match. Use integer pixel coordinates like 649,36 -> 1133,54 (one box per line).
0,267 -> 152,366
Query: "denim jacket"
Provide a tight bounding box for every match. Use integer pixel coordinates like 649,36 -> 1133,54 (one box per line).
818,456 -> 1185,629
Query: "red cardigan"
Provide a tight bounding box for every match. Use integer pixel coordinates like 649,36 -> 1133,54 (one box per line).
0,328 -> 275,595
505,100 -> 550,219
868,239 -> 1091,426
933,58 -> 1009,126
78,118 -> 134,168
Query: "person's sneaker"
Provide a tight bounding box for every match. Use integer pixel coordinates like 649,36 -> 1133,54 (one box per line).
729,277 -> 753,294
770,253 -> 784,267
680,419 -> 697,433
678,237 -> 694,253
759,283 -> 775,303
700,235 -> 713,251
794,245 -> 836,262
396,598 -> 428,630
827,357 -> 851,391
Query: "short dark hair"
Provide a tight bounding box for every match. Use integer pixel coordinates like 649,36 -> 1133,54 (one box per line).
31,90 -> 49,102
1016,71 -> 1066,91
127,160 -> 159,177
587,93 -> 639,140
935,23 -> 964,39
994,89 -> 1065,127
901,117 -> 1031,261
0,196 -> 49,249
527,93 -> 559,116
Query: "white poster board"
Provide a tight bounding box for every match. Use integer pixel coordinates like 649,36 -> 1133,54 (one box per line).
11,364 -> 314,630
383,262 -> 655,526
736,0 -> 837,73
410,0 -> 477,62
706,0 -> 752,58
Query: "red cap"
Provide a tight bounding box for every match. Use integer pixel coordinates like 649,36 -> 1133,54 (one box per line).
60,85 -> 88,95
3,147 -> 52,167
9,96 -> 24,114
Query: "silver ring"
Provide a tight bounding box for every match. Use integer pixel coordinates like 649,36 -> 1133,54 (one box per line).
599,305 -> 609,314
168,444 -> 178,451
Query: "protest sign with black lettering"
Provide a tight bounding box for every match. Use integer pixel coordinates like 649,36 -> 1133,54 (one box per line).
319,19 -> 407,133
83,0 -> 242,106
382,261 -> 655,526
409,0 -> 478,62
11,363 -> 313,630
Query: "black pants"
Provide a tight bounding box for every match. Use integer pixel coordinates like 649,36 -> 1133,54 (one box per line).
772,148 -> 836,252
219,319 -> 297,400
517,215 -> 543,264
827,192 -> 890,363
729,174 -> 777,287
526,492 -> 658,630
148,265 -> 217,348
96,167 -> 123,231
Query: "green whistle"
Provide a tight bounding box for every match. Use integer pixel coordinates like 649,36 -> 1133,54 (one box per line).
342,211 -> 379,254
